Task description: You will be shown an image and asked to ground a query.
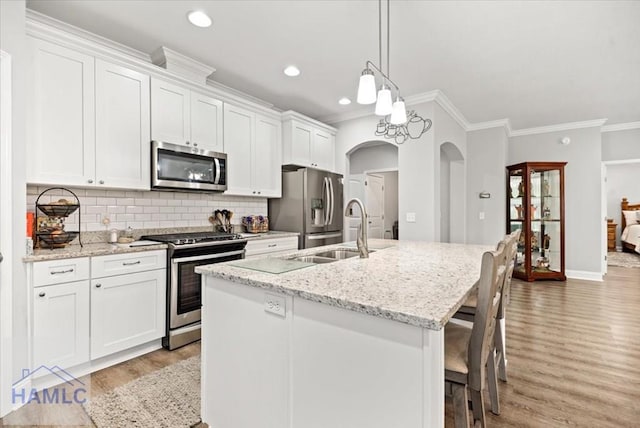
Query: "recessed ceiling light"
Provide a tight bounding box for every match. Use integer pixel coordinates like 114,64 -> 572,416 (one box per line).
187,11 -> 212,28
338,97 -> 352,105
283,65 -> 301,77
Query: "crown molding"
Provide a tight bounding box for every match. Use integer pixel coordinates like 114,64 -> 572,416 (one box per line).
601,121 -> 640,133
281,110 -> 338,133
26,9 -> 150,62
510,118 -> 609,137
466,118 -> 512,134
430,90 -> 469,131
151,46 -> 215,86
205,78 -> 275,109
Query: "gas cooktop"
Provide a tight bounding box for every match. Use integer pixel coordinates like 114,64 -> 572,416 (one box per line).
141,231 -> 244,246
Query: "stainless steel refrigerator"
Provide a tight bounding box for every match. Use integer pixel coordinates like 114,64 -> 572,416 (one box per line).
268,167 -> 343,249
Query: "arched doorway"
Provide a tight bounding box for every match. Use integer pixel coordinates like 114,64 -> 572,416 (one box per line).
345,141 -> 399,241
440,142 -> 465,243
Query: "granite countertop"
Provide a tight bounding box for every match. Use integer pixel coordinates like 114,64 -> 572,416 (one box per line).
23,242 -> 168,262
196,239 -> 491,331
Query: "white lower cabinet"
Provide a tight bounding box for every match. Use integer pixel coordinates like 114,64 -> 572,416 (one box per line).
245,236 -> 299,258
90,269 -> 166,359
33,280 -> 90,369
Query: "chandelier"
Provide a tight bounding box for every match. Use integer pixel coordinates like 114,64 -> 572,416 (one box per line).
356,0 -> 432,144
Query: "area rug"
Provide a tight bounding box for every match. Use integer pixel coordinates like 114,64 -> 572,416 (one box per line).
84,355 -> 201,428
608,251 -> 640,268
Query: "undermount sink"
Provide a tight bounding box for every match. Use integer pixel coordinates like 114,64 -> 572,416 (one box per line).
313,249 -> 368,259
289,255 -> 337,264
286,248 -> 376,264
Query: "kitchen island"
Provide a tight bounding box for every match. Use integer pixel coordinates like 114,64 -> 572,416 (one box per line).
196,240 -> 490,428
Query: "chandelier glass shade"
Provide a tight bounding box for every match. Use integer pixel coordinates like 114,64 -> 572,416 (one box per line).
356,0 -> 432,143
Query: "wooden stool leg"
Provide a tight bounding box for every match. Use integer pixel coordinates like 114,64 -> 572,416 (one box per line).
470,389 -> 486,428
487,351 -> 501,415
452,383 -> 470,428
496,317 -> 507,381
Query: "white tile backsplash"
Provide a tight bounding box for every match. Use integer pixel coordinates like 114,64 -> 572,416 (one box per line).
27,186 -> 268,232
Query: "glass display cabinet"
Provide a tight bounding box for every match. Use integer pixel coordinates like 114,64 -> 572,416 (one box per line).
507,162 -> 566,281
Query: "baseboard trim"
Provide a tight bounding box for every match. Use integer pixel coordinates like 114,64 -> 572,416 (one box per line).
566,270 -> 603,282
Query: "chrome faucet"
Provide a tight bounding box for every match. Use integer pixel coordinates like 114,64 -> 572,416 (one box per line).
345,198 -> 369,258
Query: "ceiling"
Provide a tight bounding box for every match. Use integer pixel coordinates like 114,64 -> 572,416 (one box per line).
26,0 -> 640,130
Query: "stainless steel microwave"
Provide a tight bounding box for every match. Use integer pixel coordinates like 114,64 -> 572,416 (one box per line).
151,141 -> 227,192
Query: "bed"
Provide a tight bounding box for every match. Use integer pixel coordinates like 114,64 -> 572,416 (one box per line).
621,198 -> 640,254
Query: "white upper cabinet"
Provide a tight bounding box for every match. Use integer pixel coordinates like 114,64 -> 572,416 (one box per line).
224,104 -> 282,197
191,92 -> 223,152
282,112 -> 336,172
150,78 -> 190,145
27,38 -> 151,190
95,60 -> 150,189
151,77 -> 223,152
28,38 -> 96,186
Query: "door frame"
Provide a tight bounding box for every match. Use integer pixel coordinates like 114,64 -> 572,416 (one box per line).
364,167 -> 398,239
0,50 -> 14,418
364,172 -> 385,239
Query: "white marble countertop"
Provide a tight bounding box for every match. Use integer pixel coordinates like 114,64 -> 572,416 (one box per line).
23,242 -> 168,262
196,239 -> 491,330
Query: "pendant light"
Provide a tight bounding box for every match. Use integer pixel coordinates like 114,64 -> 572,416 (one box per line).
356,0 -> 432,143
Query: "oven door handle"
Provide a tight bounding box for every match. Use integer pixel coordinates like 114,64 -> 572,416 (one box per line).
171,250 -> 245,264
214,158 -> 221,185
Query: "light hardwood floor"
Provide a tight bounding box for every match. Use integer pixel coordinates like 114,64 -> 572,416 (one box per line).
2,266 -> 638,427
445,266 -> 640,427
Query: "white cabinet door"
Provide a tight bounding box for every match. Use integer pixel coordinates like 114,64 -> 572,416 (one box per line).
313,129 -> 334,171
33,281 -> 90,369
151,78 -> 190,146
91,269 -> 165,359
95,60 -> 150,190
290,121 -> 313,167
28,38 -> 95,186
191,91 -> 223,152
224,103 -> 254,196
254,115 -> 282,197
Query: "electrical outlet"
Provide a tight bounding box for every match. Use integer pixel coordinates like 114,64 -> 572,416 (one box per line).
264,294 -> 286,317
406,212 -> 416,223
479,212 -> 485,220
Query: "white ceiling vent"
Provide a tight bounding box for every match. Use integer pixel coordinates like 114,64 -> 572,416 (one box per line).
150,46 -> 215,85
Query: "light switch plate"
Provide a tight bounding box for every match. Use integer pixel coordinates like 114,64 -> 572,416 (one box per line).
406,212 -> 416,223
264,293 -> 286,317
479,212 -> 485,220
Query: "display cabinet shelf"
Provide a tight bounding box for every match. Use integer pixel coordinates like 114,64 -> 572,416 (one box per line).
507,162 -> 566,281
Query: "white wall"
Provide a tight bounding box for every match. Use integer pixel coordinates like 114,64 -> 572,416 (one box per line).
602,128 -> 640,161
1,0 -> 28,388
349,144 -> 398,175
509,127 -> 602,276
466,127 -> 509,245
605,162 -> 640,248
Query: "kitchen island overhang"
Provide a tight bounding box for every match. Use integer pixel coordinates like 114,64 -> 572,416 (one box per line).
196,240 -> 489,428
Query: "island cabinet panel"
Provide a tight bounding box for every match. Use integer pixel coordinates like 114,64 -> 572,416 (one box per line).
201,276 -> 445,428
201,279 -> 292,428
290,299 -> 425,428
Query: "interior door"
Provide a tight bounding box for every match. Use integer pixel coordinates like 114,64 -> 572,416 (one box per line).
365,174 -> 385,239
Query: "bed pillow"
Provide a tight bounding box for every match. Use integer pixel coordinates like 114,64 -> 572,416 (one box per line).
622,210 -> 640,226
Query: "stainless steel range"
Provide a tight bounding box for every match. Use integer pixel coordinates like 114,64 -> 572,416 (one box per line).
141,231 -> 247,350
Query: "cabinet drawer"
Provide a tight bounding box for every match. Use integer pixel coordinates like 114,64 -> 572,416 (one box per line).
91,250 -> 166,279
33,257 -> 90,287
245,237 -> 298,257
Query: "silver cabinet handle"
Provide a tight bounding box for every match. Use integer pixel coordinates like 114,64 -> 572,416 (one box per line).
99,180 -> 105,185
122,260 -> 141,266
185,141 -> 190,145
50,268 -> 74,275
88,179 -> 94,184
252,191 -> 256,194
267,244 -> 277,248
257,191 -> 261,195
95,283 -> 102,288
38,292 -> 46,297
193,142 -> 198,147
